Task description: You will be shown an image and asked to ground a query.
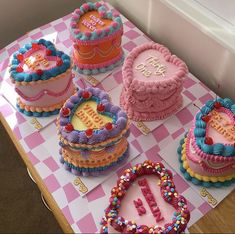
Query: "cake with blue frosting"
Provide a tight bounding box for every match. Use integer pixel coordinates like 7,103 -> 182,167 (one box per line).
178,98 -> 235,187
10,39 -> 75,117
70,2 -> 124,75
57,87 -> 130,176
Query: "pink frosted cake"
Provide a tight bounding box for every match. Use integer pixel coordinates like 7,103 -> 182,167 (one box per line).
100,160 -> 190,234
10,39 -> 75,117
178,98 -> 235,187
120,42 -> 188,121
70,2 -> 124,75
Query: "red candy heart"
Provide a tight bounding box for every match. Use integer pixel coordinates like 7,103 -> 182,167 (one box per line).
16,54 -> 24,62
82,91 -> 91,99
97,103 -> 105,112
46,49 -> 52,56
105,122 -> 113,131
16,66 -> 23,73
56,59 -> 63,66
36,69 -> 43,76
65,123 -> 74,132
214,102 -> 221,109
205,136 -> 213,145
62,107 -> 70,117
85,129 -> 93,137
202,115 -> 210,123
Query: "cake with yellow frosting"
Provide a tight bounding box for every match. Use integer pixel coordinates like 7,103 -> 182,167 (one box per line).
57,87 -> 129,176
178,98 -> 235,187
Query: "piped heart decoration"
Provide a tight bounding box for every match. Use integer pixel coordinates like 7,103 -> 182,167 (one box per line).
100,160 -> 190,234
194,98 -> 235,157
10,39 -> 70,83
58,87 -> 129,149
70,2 -> 122,41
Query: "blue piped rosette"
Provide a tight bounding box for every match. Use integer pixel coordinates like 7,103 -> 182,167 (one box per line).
10,39 -> 71,83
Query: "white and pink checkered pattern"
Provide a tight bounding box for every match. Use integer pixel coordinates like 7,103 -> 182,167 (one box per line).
0,2 -> 232,233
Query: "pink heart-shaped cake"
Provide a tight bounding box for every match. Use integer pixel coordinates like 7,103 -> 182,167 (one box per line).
120,42 -> 188,121
70,2 -> 124,75
101,160 -> 190,233
178,98 -> 235,187
10,39 -> 75,117
58,87 -> 130,176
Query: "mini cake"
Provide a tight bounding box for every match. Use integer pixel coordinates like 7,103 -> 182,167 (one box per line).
57,87 -> 129,176
70,2 -> 124,75
120,42 -> 188,121
100,160 -> 190,234
178,98 -> 235,187
10,39 -> 75,117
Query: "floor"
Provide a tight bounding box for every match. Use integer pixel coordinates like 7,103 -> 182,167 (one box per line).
0,122 -> 63,233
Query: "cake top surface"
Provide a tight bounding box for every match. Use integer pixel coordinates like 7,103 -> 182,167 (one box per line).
70,2 -> 123,42
100,160 -> 190,234
122,42 -> 188,89
193,98 -> 235,157
10,39 -> 71,83
58,87 -> 129,149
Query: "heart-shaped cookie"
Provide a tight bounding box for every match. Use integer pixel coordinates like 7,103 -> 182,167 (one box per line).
120,42 -> 188,121
70,2 -> 124,75
58,87 -> 129,150
10,39 -> 71,83
100,160 -> 190,234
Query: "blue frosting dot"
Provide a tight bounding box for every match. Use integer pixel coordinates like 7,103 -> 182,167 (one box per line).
205,100 -> 214,108
223,145 -> 234,157
24,74 -> 32,82
213,143 -> 224,155
194,128 -> 206,137
31,73 -> 40,81
223,98 -> 233,108
195,120 -> 206,128
25,43 -> 32,50
19,48 -> 27,54
201,143 -> 213,154
38,38 -> 46,44
231,104 -> 235,115
12,59 -> 19,65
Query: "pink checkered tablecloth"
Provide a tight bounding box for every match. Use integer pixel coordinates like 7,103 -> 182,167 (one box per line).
0,2 -> 233,233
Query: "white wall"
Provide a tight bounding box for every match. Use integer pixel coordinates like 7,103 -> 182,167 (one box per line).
0,0 -> 84,49
106,0 -> 235,101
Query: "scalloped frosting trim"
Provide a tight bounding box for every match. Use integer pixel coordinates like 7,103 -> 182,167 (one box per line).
61,139 -> 128,168
70,2 -> 123,42
193,98 -> 235,158
100,160 -> 190,234
60,146 -> 129,176
122,42 -> 188,92
17,87 -> 77,113
73,52 -> 124,75
120,90 -> 183,121
11,67 -> 72,86
10,39 -> 71,83
180,136 -> 235,183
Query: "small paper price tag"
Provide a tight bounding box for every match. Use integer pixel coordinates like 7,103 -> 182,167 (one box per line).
200,187 -> 218,206
84,76 -> 99,86
136,121 -> 151,135
74,177 -> 88,194
30,117 -> 43,130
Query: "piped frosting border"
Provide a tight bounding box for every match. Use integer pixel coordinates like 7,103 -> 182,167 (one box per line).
70,2 -> 123,43
100,160 -> 190,234
10,39 -> 71,83
122,42 -> 188,93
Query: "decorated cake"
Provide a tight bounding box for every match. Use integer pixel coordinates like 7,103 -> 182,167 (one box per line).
70,2 -> 124,75
178,98 -> 235,187
10,39 -> 75,117
57,87 -> 130,176
120,42 -> 188,121
100,160 -> 190,234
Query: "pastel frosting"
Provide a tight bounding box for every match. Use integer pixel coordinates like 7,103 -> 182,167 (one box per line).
100,160 -> 190,234
10,39 -> 71,83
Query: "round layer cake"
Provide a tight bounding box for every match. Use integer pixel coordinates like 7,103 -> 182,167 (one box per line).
100,160 -> 190,234
70,2 -> 124,75
178,98 -> 235,187
120,42 -> 188,121
57,87 -> 130,176
9,39 -> 75,117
